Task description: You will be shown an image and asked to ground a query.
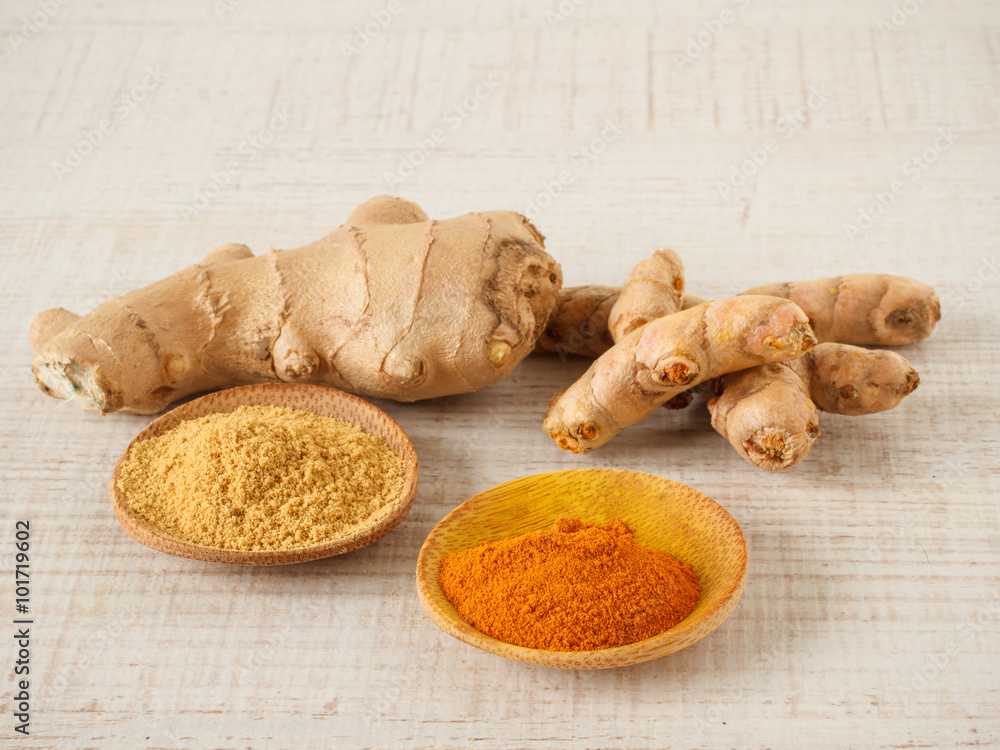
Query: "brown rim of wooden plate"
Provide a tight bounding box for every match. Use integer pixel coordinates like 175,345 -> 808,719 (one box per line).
110,383 -> 418,566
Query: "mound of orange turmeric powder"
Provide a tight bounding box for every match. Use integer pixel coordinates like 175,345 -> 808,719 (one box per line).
438,517 -> 700,651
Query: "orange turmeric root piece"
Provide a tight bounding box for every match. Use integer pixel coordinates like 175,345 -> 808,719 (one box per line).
740,274 -> 940,346
607,249 -> 685,342
533,286 -> 619,359
543,295 -> 816,453
708,343 -> 919,470
534,286 -> 705,358
536,274 -> 939,358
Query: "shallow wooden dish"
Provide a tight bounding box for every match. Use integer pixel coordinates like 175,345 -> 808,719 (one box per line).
416,469 -> 747,669
110,383 -> 418,566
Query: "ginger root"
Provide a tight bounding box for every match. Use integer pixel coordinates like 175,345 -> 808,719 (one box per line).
345,194 -> 428,225
543,295 -> 817,453
709,343 -> 919,470
31,196 -> 562,414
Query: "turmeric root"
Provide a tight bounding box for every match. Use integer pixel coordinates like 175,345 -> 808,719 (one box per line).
533,286 -> 618,358
793,342 -> 919,415
536,273 -> 938,358
709,343 -> 919,470
608,251 -> 699,411
537,255 -> 934,464
31,197 -> 562,414
543,295 -> 817,453
708,364 -> 820,471
741,274 -> 940,346
607,250 -> 685,341
533,286 -> 705,358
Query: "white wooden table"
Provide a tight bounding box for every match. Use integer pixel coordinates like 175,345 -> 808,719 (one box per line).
2,0 -> 998,747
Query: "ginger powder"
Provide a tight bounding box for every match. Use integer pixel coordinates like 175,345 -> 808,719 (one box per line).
117,405 -> 406,551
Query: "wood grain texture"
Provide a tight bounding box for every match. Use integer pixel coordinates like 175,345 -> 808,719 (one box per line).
416,470 -> 747,669
1,0 -> 998,747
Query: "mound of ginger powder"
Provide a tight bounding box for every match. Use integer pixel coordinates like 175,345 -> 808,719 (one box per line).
439,518 -> 701,651
117,405 -> 406,551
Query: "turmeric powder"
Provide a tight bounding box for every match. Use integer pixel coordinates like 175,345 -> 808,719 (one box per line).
438,518 -> 700,651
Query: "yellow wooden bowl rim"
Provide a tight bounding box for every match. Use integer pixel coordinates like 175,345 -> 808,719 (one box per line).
416,469 -> 747,669
110,383 -> 418,566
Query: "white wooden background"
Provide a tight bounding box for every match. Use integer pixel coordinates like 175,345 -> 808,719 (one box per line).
1,0 -> 998,747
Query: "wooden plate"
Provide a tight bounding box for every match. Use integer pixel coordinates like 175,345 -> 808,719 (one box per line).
110,383 -> 418,565
416,469 -> 747,669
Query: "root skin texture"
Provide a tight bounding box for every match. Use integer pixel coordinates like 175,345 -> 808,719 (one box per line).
790,342 -> 919,416
31,198 -> 562,414
30,308 -> 81,353
534,286 -> 618,358
345,194 -> 429,225
533,287 -> 705,358
543,295 -> 817,453
742,274 -> 940,345
535,273 -> 938,359
709,365 -> 820,471
608,250 -> 685,341
709,342 -> 920,470
607,251 -> 693,411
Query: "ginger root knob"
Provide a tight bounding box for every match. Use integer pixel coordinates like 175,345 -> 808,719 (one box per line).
489,340 -> 513,367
